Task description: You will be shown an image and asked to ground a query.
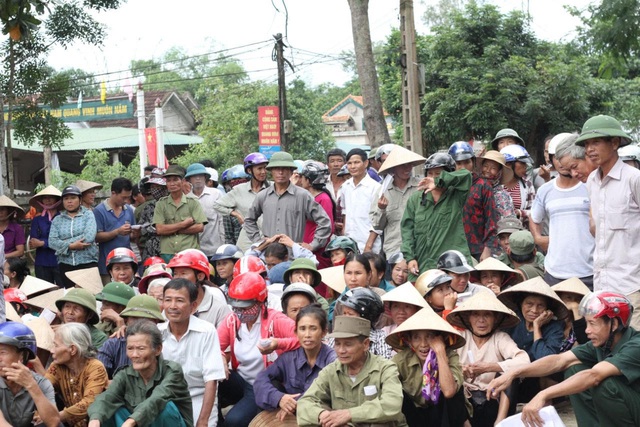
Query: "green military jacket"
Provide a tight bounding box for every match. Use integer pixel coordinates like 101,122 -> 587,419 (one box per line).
89,324 -> 108,350
401,169 -> 472,279
153,194 -> 208,255
297,352 -> 406,426
88,356 -> 193,427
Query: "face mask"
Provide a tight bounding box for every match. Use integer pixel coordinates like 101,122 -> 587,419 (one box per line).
233,303 -> 261,324
150,186 -> 168,201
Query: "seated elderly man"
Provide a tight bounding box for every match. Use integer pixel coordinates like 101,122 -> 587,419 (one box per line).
297,316 -> 406,427
0,322 -> 60,427
488,292 -> 640,427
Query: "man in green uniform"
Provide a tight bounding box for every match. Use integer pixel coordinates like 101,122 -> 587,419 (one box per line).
297,316 -> 406,427
153,165 -> 208,262
401,153 -> 472,279
487,291 -> 640,427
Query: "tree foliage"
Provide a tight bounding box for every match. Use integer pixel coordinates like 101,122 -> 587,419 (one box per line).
174,77 -> 334,172
51,149 -> 140,190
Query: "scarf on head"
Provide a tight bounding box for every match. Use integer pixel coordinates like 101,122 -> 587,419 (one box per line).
35,200 -> 61,221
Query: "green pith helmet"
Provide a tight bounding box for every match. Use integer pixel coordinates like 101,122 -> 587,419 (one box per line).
55,288 -> 100,325
575,115 -> 632,147
323,236 -> 360,257
95,282 -> 136,307
266,151 -> 297,169
120,295 -> 165,322
284,258 -> 322,287
491,128 -> 525,150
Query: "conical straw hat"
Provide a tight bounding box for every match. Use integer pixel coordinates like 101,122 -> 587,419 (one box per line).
479,150 -> 514,184
0,195 -> 25,217
5,301 -> 22,322
551,277 -> 591,299
319,266 -> 346,294
386,306 -> 465,350
29,185 -> 62,208
498,277 -> 568,320
25,288 -> 66,313
65,267 -> 103,294
381,282 -> 428,309
378,145 -> 427,174
446,291 -> 520,330
469,257 -> 518,284
20,276 -> 58,298
75,180 -> 103,193
23,316 -> 55,352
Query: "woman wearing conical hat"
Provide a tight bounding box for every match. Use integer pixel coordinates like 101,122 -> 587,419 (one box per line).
0,195 -> 26,259
386,307 -> 468,427
446,292 -> 530,427
551,277 -> 592,349
29,185 -> 63,286
470,257 -> 521,295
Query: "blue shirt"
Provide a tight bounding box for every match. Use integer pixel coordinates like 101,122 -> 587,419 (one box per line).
253,344 -> 336,410
94,200 -> 136,275
30,214 -> 58,267
97,336 -> 129,379
507,311 -> 565,362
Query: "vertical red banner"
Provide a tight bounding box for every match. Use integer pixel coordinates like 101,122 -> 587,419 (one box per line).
258,106 -> 281,158
144,128 -> 157,165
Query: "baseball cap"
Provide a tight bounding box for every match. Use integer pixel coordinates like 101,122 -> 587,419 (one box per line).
497,217 -> 523,235
509,230 -> 535,256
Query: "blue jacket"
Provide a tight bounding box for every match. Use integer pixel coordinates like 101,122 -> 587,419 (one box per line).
49,206 -> 98,266
30,215 -> 58,267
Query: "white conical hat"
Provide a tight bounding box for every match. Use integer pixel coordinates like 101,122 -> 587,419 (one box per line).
20,276 -> 58,298
378,145 -> 427,174
29,185 -> 62,208
498,277 -> 569,320
0,195 -> 25,217
381,282 -> 428,309
469,257 -> 519,285
65,267 -> 103,294
25,288 -> 66,313
5,301 -> 22,322
319,266 -> 346,294
385,306 -> 465,350
23,316 -> 55,352
551,277 -> 591,299
75,180 -> 103,193
446,291 -> 520,330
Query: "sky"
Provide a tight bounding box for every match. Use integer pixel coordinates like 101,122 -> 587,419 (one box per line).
46,0 -> 593,90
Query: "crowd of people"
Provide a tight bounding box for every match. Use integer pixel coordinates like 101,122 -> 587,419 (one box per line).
1,113 -> 640,427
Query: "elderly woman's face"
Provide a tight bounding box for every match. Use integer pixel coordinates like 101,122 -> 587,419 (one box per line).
127,333 -> 161,376
468,310 -> 496,336
390,302 -> 419,326
521,295 -> 548,324
51,333 -> 74,365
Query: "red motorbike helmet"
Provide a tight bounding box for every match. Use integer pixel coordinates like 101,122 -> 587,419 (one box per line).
168,249 -> 210,278
228,272 -> 268,308
579,291 -> 634,329
233,255 -> 267,278
143,256 -> 165,267
106,247 -> 138,271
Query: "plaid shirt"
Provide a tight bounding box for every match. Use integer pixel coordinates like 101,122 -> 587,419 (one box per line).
463,174 -> 499,255
223,215 -> 242,245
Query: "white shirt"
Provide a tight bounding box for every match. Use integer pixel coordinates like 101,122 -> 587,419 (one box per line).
587,159 -> 640,295
235,317 -> 263,385
160,316 -> 226,426
340,174 -> 381,253
192,187 -> 225,257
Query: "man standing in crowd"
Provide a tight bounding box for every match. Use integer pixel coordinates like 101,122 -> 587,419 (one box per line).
340,148 -> 381,253
244,151 -> 331,253
325,148 -> 346,201
213,152 -> 270,251
153,165 -> 207,263
555,134 -> 597,184
160,278 -> 226,427
530,133 -> 594,288
186,163 -> 224,257
576,115 -> 640,329
94,177 -> 136,283
367,145 -> 424,258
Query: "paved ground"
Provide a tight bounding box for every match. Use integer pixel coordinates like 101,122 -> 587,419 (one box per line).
556,401 -> 577,427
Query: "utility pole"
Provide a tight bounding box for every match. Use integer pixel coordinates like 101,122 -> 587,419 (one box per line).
274,33 -> 293,152
400,0 -> 425,157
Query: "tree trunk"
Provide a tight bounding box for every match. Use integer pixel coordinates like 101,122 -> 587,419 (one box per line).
6,40 -> 16,197
0,92 -> 6,196
347,0 -> 392,149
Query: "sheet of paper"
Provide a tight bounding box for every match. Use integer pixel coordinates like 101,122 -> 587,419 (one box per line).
496,406 -> 566,427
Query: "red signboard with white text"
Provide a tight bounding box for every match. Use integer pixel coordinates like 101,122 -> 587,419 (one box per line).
258,106 -> 281,158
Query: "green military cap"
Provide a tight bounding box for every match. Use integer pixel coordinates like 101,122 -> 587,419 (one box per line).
95,282 -> 136,306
